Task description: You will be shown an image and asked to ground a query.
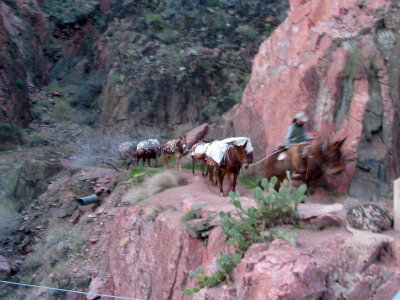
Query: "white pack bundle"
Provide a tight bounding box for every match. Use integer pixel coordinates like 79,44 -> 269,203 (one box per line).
221,137 -> 253,153
205,141 -> 230,164
137,139 -> 160,150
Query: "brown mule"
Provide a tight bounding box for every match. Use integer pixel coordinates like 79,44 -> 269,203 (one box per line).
162,136 -> 187,170
136,147 -> 160,167
206,142 -> 249,196
262,138 -> 346,190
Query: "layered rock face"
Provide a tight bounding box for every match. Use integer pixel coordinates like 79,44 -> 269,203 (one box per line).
0,0 -> 105,128
95,0 -> 289,136
0,0 -> 47,127
234,0 -> 400,201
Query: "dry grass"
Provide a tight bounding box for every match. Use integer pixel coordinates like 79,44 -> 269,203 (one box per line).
122,170 -> 186,205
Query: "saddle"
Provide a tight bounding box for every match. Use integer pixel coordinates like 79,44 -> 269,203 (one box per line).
277,143 -> 312,179
164,140 -> 178,152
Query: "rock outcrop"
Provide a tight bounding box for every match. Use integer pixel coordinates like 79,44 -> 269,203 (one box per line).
65,171 -> 398,300
95,189 -> 400,300
14,159 -> 63,207
233,0 -> 400,201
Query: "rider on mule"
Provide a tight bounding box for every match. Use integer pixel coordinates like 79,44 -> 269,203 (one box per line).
285,112 -> 313,179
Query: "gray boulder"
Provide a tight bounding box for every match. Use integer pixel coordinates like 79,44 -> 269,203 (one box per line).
347,203 -> 393,232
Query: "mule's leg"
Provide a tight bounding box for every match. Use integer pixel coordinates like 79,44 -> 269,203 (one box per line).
208,166 -> 214,183
214,169 -> 219,186
218,168 -> 224,196
204,161 -> 209,177
175,154 -> 179,170
192,157 -> 196,175
232,172 -> 239,193
176,153 -> 182,171
225,170 -> 233,195
163,154 -> 169,169
126,158 -> 131,170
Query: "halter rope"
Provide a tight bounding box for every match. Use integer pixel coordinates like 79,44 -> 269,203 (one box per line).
248,148 -> 284,168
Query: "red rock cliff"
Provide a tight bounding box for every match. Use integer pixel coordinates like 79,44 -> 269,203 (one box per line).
233,0 -> 400,201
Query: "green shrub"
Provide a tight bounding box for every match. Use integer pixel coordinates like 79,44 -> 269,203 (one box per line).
50,100 -> 72,123
128,49 -> 139,57
127,168 -> 147,179
184,252 -> 242,295
29,132 -> 47,146
0,123 -> 24,142
180,209 -> 198,222
343,48 -> 378,79
145,13 -> 168,30
183,10 -> 197,20
229,89 -> 243,103
197,59 -> 215,72
41,0 -> 98,24
235,25 -> 258,41
238,177 -> 258,189
185,177 -> 305,295
15,77 -> 25,90
207,0 -> 220,7
157,29 -> 180,44
343,48 -> 364,78
109,73 -> 123,84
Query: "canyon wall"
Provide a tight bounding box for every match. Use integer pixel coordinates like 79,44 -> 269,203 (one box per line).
233,0 -> 400,201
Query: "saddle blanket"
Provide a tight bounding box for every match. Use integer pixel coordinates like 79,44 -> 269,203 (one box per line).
137,139 -> 160,150
221,137 -> 254,154
205,141 -> 230,164
164,139 -> 179,152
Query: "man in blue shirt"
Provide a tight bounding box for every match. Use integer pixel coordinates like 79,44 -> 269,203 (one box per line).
285,112 -> 313,179
285,112 -> 313,147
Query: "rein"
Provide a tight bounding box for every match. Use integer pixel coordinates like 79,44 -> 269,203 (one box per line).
248,148 -> 284,168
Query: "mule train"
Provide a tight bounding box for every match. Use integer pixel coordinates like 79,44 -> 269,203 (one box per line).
119,135 -> 346,196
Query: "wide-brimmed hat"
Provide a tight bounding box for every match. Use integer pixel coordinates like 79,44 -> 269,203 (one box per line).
294,112 -> 308,122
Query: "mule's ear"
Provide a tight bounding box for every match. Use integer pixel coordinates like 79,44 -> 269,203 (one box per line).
335,137 -> 347,148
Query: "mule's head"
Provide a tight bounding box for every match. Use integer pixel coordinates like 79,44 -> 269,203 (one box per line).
179,135 -> 187,151
234,141 -> 249,169
323,138 -> 346,175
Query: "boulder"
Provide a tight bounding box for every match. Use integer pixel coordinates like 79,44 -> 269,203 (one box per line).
347,203 -> 393,232
0,255 -> 11,277
87,277 -> 103,300
298,203 -> 346,229
185,123 -> 210,150
184,217 -> 219,239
